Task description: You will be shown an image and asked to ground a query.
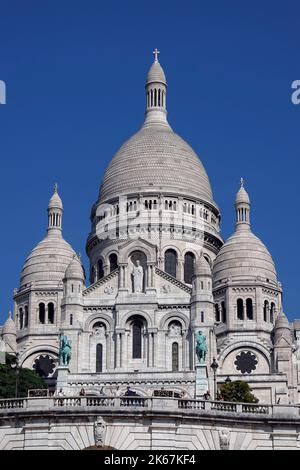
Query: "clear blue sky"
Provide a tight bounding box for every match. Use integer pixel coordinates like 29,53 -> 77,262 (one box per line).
0,0 -> 299,324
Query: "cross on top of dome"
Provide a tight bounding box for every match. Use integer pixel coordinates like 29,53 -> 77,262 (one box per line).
153,48 -> 160,62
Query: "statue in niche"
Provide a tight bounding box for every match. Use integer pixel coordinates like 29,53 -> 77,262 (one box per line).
219,429 -> 230,450
132,260 -> 144,293
94,416 -> 106,447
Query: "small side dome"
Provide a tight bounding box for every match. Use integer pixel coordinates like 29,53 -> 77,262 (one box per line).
195,254 -> 211,276
48,184 -> 63,210
65,255 -> 85,281
2,312 -> 16,336
274,311 -> 290,331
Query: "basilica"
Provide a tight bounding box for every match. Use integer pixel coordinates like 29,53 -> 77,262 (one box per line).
1,52 -> 299,405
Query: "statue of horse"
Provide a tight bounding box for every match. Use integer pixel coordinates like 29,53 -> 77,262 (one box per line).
195,330 -> 208,364
59,334 -> 72,366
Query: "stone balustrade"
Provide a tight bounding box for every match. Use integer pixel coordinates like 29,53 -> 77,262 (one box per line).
0,396 -> 296,417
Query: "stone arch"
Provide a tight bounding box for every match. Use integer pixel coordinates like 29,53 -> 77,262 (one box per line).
218,341 -> 271,371
19,345 -> 59,367
119,310 -> 154,329
84,313 -> 114,332
158,311 -> 189,331
118,238 -> 156,264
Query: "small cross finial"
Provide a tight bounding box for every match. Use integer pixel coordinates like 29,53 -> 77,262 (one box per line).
240,177 -> 244,188
153,48 -> 160,62
54,183 -> 58,193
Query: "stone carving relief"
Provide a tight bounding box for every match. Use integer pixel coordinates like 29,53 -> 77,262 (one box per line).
104,286 -> 114,295
161,284 -> 172,294
168,321 -> 182,337
219,429 -> 230,450
93,322 -> 106,338
94,416 -> 106,447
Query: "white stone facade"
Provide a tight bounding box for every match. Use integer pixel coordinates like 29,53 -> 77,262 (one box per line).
2,53 -> 300,410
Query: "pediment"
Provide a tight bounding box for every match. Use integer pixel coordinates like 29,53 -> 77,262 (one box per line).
83,270 -> 119,299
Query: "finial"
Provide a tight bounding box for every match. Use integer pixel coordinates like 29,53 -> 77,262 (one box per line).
240,177 -> 244,188
8,311 -> 12,318
153,48 -> 160,62
54,183 -> 58,193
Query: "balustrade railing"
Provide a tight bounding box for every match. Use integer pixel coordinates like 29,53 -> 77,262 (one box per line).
120,397 -> 148,408
211,401 -> 237,412
178,399 -> 205,410
86,397 -> 115,407
0,399 -> 25,409
241,404 -> 270,414
53,397 -> 81,407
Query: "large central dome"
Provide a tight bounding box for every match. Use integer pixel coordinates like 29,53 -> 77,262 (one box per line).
99,123 -> 214,204
98,54 -> 215,207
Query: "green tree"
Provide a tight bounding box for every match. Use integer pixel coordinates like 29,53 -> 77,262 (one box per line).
219,380 -> 259,403
0,354 -> 47,399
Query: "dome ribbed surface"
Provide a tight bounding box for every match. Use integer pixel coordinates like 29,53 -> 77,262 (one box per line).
48,192 -> 63,210
213,229 -> 277,283
20,234 -> 76,287
65,256 -> 85,280
236,187 -> 250,204
147,61 -> 166,84
99,124 -> 214,204
195,255 -> 211,276
3,315 -> 16,335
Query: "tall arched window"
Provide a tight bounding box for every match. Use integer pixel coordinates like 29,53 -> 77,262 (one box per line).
98,259 -> 104,280
39,303 -> 45,324
24,306 -> 28,328
19,308 -> 24,329
246,298 -> 253,320
237,298 -> 244,320
96,344 -> 103,373
184,252 -> 195,284
221,301 -> 227,323
172,342 -> 179,371
270,302 -> 275,323
132,318 -> 143,359
109,253 -> 118,272
164,249 -> 177,278
215,304 -> 220,322
263,300 -> 269,322
48,303 -> 55,324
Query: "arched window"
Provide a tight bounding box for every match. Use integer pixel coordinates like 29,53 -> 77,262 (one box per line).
237,299 -> 244,320
24,306 -> 28,328
98,259 -> 104,280
90,266 -> 96,284
132,316 -> 144,359
39,303 -> 45,324
19,308 -> 23,329
270,302 -> 275,323
215,304 -> 220,322
172,342 -> 179,371
48,303 -> 55,324
184,252 -> 195,284
109,253 -> 118,272
263,300 -> 269,322
164,249 -> 177,278
246,298 -> 253,320
96,344 -> 103,373
221,301 -> 227,323
201,311 -> 205,323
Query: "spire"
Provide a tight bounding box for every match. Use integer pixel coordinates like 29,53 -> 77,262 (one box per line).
235,177 -> 251,230
144,49 -> 169,127
48,184 -> 63,234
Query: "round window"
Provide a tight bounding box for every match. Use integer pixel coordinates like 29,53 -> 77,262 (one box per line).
234,351 -> 258,374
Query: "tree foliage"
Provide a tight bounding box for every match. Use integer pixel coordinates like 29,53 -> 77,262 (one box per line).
219,380 -> 259,403
0,354 -> 47,399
